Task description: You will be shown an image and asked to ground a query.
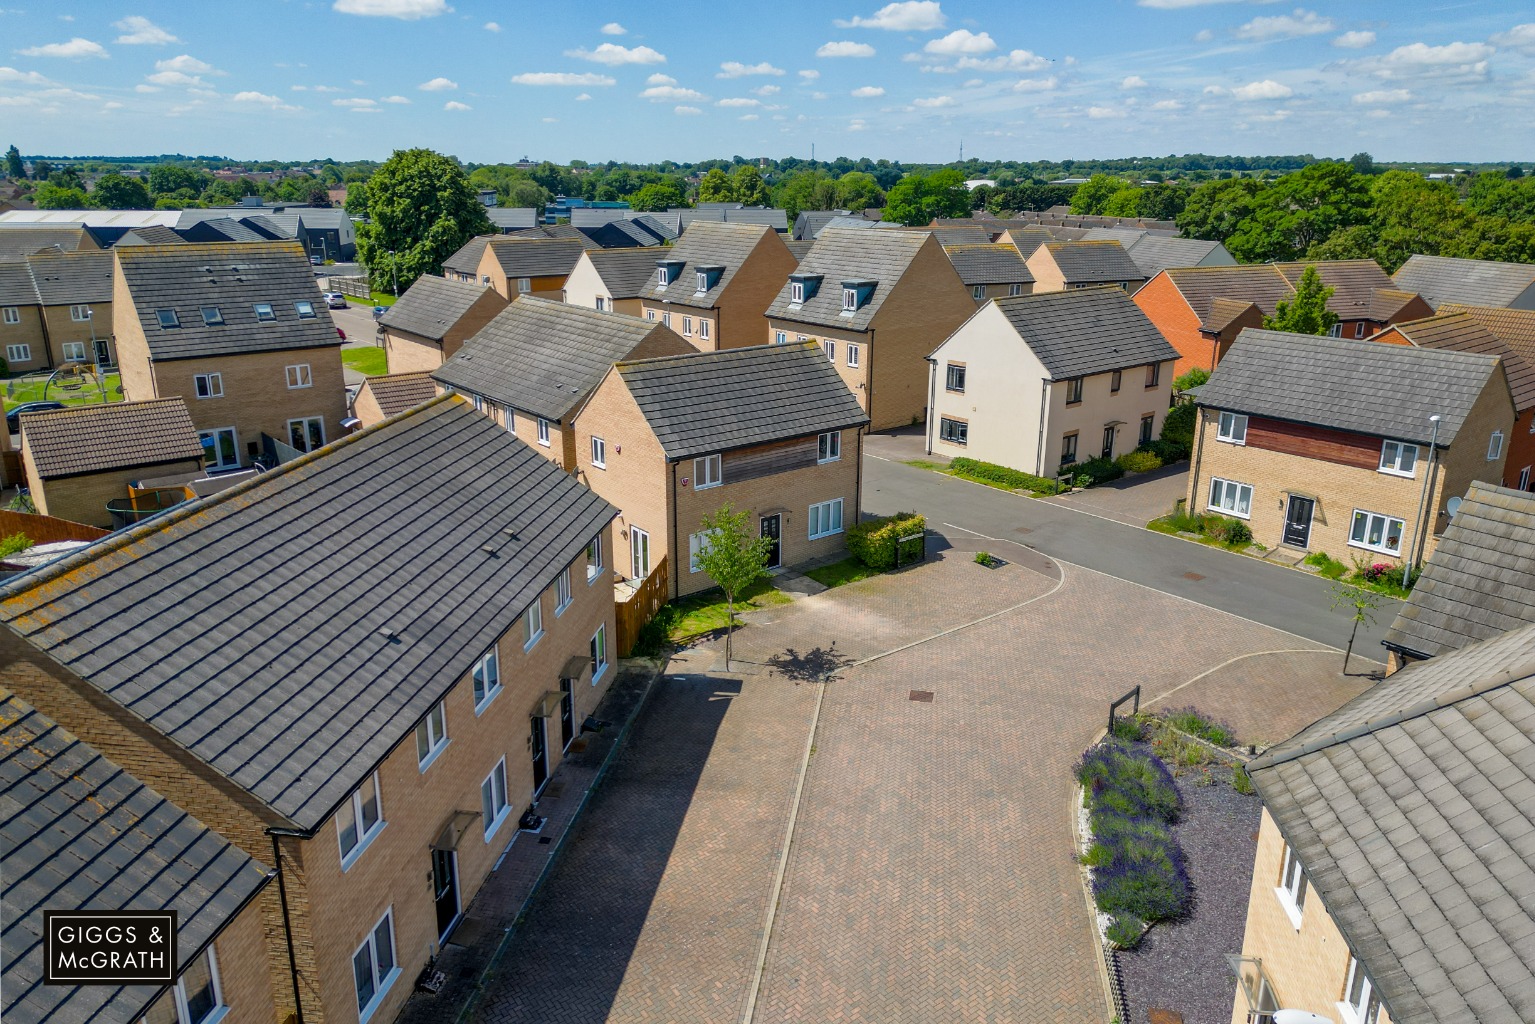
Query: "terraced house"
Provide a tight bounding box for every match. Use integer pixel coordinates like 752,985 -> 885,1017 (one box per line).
0,396 -> 619,1024
563,247 -> 662,317
638,221 -> 796,351
378,273 -> 508,373
0,249 -> 114,373
942,243 -> 1034,304
440,235 -> 586,301
114,240 -> 348,470
1023,240 -> 1145,294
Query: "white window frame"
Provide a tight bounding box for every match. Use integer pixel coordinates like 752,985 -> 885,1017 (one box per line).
61,341 -> 87,362
537,418 -> 551,446
1008,283 -> 1024,297
198,427 -> 239,471
294,300 -> 316,319
818,431 -> 841,463
699,319 -> 710,341
1276,842 -> 1308,929
647,309 -> 657,321
693,454 -> 722,490
590,436 -> 606,468
662,311 -> 672,328
972,285 -> 985,300
481,758 -> 510,840
790,281 -> 805,303
842,288 -> 857,312
69,304 -> 92,322
194,373 -> 223,399
1328,324 -> 1343,338
1207,477 -> 1253,519
472,648 -> 501,714
523,597 -> 544,650
1489,431 -> 1505,461
1339,955 -> 1380,1024
6,343 -> 31,363
655,267 -> 669,287
682,315 -> 693,337
336,773 -> 385,870
253,303 -> 275,323
415,701 -> 448,772
946,363 -> 966,393
774,330 -> 787,344
286,364 -> 313,389
287,416 -> 326,453
591,624 -> 609,684
481,274 -> 492,287
846,343 -> 860,367
1,306 -> 18,325
154,945 -> 226,1024
824,339 -> 836,361
352,909 -> 399,1024
517,277 -> 532,294
1349,509 -> 1405,556
809,498 -> 844,540
1521,466 -> 1532,491
594,296 -> 607,311
630,526 -> 651,578
1217,411 -> 1248,444
586,534 -> 605,583
938,417 -> 968,446
695,270 -> 709,293
1378,439 -> 1418,478
555,567 -> 573,615
688,530 -> 712,573
1354,321 -> 1367,339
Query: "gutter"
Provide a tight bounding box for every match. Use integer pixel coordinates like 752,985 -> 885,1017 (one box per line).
268,832 -> 307,1024
923,357 -> 936,455
1035,378 -> 1049,476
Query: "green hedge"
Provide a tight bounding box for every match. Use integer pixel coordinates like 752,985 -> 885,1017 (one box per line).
1063,456 -> 1124,487
949,456 -> 1060,494
1116,450 -> 1162,473
1136,438 -> 1189,463
1161,402 -> 1196,449
847,511 -> 926,570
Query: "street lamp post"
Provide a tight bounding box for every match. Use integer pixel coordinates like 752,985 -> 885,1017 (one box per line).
388,249 -> 398,297
1405,413 -> 1441,588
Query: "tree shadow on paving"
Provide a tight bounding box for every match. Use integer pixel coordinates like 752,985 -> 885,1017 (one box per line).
765,643 -> 854,684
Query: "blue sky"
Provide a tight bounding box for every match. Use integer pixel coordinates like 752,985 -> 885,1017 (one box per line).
2,1 -> 1533,165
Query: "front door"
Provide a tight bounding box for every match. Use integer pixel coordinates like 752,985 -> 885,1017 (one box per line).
94,338 -> 112,366
1283,496 -> 1315,548
761,514 -> 781,569
559,677 -> 575,751
530,715 -> 549,797
431,848 -> 460,940
1101,424 -> 1116,461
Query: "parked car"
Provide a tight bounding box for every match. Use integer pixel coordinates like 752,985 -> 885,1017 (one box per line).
310,256 -> 323,266
6,401 -> 66,434
323,292 -> 348,309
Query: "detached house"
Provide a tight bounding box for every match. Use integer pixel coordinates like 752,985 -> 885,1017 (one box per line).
765,227 -> 976,431
1190,330 -> 1514,565
433,297 -> 692,471
440,235 -> 586,301
638,221 -> 797,350
378,273 -> 509,373
114,241 -> 348,471
563,247 -> 661,317
926,288 -> 1179,472
0,396 -> 619,1024
943,243 -> 1035,303
1024,240 -> 1145,294
1392,254 -> 1535,311
0,249 -> 114,373
575,342 -> 869,599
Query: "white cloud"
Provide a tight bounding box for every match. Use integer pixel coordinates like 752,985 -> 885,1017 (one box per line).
674,104 -> 702,115
1492,24 -> 1535,51
418,76 -> 457,90
812,91 -> 829,99
852,85 -> 885,97
1194,28 -> 1215,42
1372,40 -> 1494,80
847,119 -> 868,131
601,22 -> 626,35
1333,30 -> 1375,48
113,15 -> 178,44
332,0 -> 450,18
835,1 -> 945,30
291,84 -> 307,90
1088,105 -> 1126,118
18,37 -> 107,58
1353,88 -> 1410,104
798,69 -> 821,79
717,61 -> 785,78
1121,75 -> 1147,88
1151,99 -> 1182,110
541,116 -> 557,122
146,70 -> 204,87
0,66 -> 50,84
574,92 -> 592,100
956,49 -> 1048,71
333,97 -> 377,107
817,41 -> 877,57
1139,0 -> 1250,7
511,71 -> 616,86
924,29 -> 995,55
1235,9 -> 1333,41
483,21 -> 500,31
134,84 -> 159,93
234,90 -> 279,102
718,97 -> 760,106
1231,79 -> 1293,100
913,94 -> 955,107
382,94 -> 410,103
752,84 -> 781,95
102,100 -> 123,110
740,113 -> 759,120
444,100 -> 471,110
647,73 -> 677,85
313,85 -> 342,92
1012,75 -> 1057,92
1204,84 -> 1226,95
156,54 -> 218,74
566,43 -> 666,65
641,84 -> 706,101
963,77 -> 983,87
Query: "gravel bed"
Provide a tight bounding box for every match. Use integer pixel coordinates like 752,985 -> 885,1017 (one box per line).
1115,747 -> 1262,1024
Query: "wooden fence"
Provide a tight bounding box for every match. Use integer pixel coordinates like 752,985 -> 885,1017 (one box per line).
615,556 -> 668,658
0,509 -> 110,545
330,275 -> 372,300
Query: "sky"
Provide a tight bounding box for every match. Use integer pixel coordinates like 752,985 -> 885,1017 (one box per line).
1,1 -> 1533,166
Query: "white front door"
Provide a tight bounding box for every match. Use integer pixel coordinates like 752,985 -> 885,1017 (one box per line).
630,527 -> 651,579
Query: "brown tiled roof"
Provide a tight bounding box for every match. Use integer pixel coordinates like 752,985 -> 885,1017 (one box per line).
1164,265 -> 1298,327
1274,259 -> 1396,320
1203,297 -> 1261,335
358,372 -> 437,418
1439,305 -> 1535,384
1389,312 -> 1535,411
18,398 -> 203,479
1369,288 -> 1423,323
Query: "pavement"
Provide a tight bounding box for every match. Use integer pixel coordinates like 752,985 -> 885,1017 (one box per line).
1046,463 -> 1189,527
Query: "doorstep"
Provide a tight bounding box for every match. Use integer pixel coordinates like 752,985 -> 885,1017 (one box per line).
1262,545 -> 1308,567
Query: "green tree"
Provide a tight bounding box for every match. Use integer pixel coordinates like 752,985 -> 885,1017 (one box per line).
1355,171 -> 1470,271
1068,174 -> 1129,215
774,170 -> 838,221
1264,265 -> 1338,335
91,173 -> 151,209
696,168 -> 735,203
33,182 -> 89,209
1102,186 -> 1143,218
203,180 -> 240,206
31,159 -> 53,181
148,163 -> 206,197
1329,581 -> 1384,675
692,502 -> 774,669
731,165 -> 770,206
1177,178 -> 1262,241
882,169 -> 969,226
308,186 -> 331,208
4,145 -> 22,180
629,180 -> 687,211
504,179 -> 550,209
1349,152 -> 1376,176
834,171 -> 884,211
343,181 -> 369,218
354,148 -> 493,293
1226,162 -> 1369,262
1138,182 -> 1188,221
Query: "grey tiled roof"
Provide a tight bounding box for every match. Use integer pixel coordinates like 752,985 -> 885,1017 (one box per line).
1121,235 -> 1228,278
1247,624 -> 1535,1024
19,398 -> 203,479
116,241 -> 342,361
983,287 -> 1178,379
434,297 -> 685,420
379,274 -> 503,341
179,217 -> 266,244
442,235 -> 491,276
585,219 -> 664,249
942,243 -> 1034,286
765,227 -> 935,331
26,250 -> 112,306
486,237 -> 586,279
0,261 -> 36,305
616,342 -> 869,460
584,247 -> 665,298
793,210 -> 850,240
785,239 -> 815,263
1393,255 -> 1535,310
358,372 -> 437,418
115,225 -> 186,247
676,207 -> 788,231
1,689 -> 274,1024
0,226 -> 96,261
1197,329 -> 1500,446
919,226 -> 993,247
638,221 -> 780,310
1383,482 -> 1535,659
0,396 -> 617,831
1036,241 -> 1143,284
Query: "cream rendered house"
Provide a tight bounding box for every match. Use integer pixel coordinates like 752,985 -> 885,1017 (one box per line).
563,248 -> 659,317
926,287 -> 1179,473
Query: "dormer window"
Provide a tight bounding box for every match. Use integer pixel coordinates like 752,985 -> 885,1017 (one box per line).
253,303 -> 276,322
156,309 -> 180,329
791,281 -> 805,303
655,260 -> 685,288
694,265 -> 724,294
788,273 -> 822,304
842,288 -> 857,312
840,280 -> 875,314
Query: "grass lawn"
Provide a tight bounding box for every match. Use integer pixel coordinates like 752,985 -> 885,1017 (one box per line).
667,578 -> 791,641
364,290 -> 398,306
2,372 -> 123,412
805,557 -> 880,589
1146,515 -> 1260,553
341,347 -> 388,377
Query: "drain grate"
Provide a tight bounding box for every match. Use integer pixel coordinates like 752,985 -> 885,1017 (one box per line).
908,690 -> 935,703
1183,571 -> 1205,581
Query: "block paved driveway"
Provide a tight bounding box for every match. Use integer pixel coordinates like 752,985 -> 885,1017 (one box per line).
475,541 -> 1341,1024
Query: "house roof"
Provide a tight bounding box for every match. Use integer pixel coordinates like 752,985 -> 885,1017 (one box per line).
441,235 -> 492,276
0,226 -> 96,261
919,226 -> 993,247
0,396 -> 617,832
638,221 -> 779,310
1035,240 -> 1143,283
182,217 -> 267,244
785,239 -> 815,263
19,399 -> 203,480
942,243 -> 1034,286
1393,255 -> 1535,310
1120,235 -> 1226,278
25,250 -> 112,306
1246,623 -> 1535,1024
1383,482 -> 1535,659
0,260 -> 35,306
357,372 -> 437,419
1274,260 -> 1399,322
434,297 -> 678,420
997,226 -> 1057,258
116,240 -> 342,361
976,287 -> 1179,380
1369,288 -> 1424,323
1196,329 -> 1500,447
1202,297 -> 1262,335
793,210 -> 850,240
586,219 -> 665,249
616,342 -> 870,460
1439,305 -> 1535,389
675,207 -> 788,232
379,274 -> 502,342
1,689 -> 275,1024
484,207 -> 538,231
583,247 -> 665,298
1160,263 -> 1399,332
116,225 -> 186,247
1388,313 -> 1535,412
485,237 -> 586,279
1079,227 -> 1148,247
506,224 -> 594,243
765,227 -> 935,331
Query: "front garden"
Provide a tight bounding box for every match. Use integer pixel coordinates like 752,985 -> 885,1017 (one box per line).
1147,504 -> 1258,551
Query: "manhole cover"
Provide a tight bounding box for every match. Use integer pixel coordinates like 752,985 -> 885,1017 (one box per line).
1013,526 -> 1033,535
1149,1010 -> 1185,1024
1183,571 -> 1205,581
538,836 -> 552,845
909,690 -> 934,703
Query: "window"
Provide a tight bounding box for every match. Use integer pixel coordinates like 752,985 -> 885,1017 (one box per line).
591,625 -> 609,683
198,428 -> 239,471
523,597 -> 544,649
694,454 -> 722,489
517,277 -> 532,294
287,417 -> 325,453
972,285 -> 986,300
661,312 -> 672,328
791,281 -> 805,303
586,534 -> 604,582
946,364 -> 966,393
194,373 -> 223,399
200,306 -> 223,326
656,267 -> 669,287
823,340 -> 836,361
682,316 -> 693,337
700,319 -> 710,341
796,334 -> 807,344
70,304 -> 92,322
286,364 -> 313,389
294,300 -> 316,319
1354,322 -> 1367,339
62,341 -> 87,362
1378,440 -> 1418,477
646,309 -> 656,321
695,271 -> 709,292
818,431 -> 841,463
472,648 -> 500,712
688,531 -> 713,573
630,527 -> 651,578
842,288 -> 858,312
536,418 -> 550,446
1008,283 -> 1024,297
1145,363 -> 1160,388
1065,377 -> 1084,404
595,296 -> 607,311
809,498 -> 844,539
145,947 -> 225,1024
1110,370 -> 1121,394
846,343 -> 860,367
1140,414 -> 1155,446
1277,843 -> 1308,926
1522,466 -> 1532,491
590,436 -> 606,468
481,274 -> 491,286
5,343 -> 29,363
555,567 -> 572,614
352,910 -> 398,1024
1061,432 -> 1079,464
253,303 -> 275,322
1217,411 -> 1248,444
938,417 -> 968,446
337,774 -> 384,868
1208,478 -> 1254,518
1340,955 -> 1380,1024
774,330 -> 787,345
481,759 -> 510,840
1,307 -> 18,325
156,309 -> 180,329
1350,510 -> 1405,555
1489,431 -> 1505,461
415,702 -> 448,770
1328,324 -> 1343,338
471,394 -> 483,413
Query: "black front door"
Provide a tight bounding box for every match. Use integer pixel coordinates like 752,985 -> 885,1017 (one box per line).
94,339 -> 111,366
559,677 -> 575,750
1284,496 -> 1315,548
761,514 -> 781,569
530,715 -> 549,796
432,848 -> 459,940
1101,424 -> 1116,460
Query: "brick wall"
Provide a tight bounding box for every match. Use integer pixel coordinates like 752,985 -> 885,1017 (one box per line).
113,259 -> 158,404
2,305 -> 49,372
574,371 -> 670,586
766,321 -> 872,417
1133,274 -> 1218,378
210,894 -> 282,1024
40,302 -> 114,366
381,329 -> 445,374
22,457 -> 203,528
718,233 -> 798,350
1023,248 -> 1067,292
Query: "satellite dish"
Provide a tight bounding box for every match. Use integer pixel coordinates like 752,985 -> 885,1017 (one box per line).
1447,496 -> 1462,519
1273,1012 -> 1333,1024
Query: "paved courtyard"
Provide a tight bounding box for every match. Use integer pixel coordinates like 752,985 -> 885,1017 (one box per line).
475,540 -> 1359,1024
